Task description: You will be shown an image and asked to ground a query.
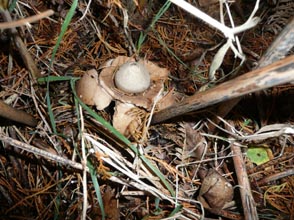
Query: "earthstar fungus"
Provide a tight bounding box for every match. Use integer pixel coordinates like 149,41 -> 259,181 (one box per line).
76,56 -> 176,138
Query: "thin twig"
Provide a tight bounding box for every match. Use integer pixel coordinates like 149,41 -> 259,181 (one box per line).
0,9 -> 54,30
230,143 -> 258,220
79,0 -> 92,21
0,134 -> 87,171
0,9 -> 43,79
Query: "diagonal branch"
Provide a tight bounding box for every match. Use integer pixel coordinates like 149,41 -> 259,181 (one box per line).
152,55 -> 294,124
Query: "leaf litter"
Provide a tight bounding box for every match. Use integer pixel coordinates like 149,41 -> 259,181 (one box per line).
0,0 -> 294,219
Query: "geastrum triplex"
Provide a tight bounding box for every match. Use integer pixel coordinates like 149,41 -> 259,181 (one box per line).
76,56 -> 180,139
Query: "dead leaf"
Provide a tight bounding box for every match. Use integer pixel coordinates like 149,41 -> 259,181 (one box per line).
198,169 -> 234,211
95,186 -> 120,220
184,122 -> 207,161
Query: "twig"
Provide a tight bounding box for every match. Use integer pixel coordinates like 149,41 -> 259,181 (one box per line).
0,10 -> 55,125
80,105 -> 88,220
0,134 -> 87,171
0,9 -> 54,30
0,10 -> 53,79
151,55 -> 294,124
210,16 -> 294,130
230,143 -> 258,220
0,100 -> 37,127
256,168 -> 294,186
247,153 -> 294,175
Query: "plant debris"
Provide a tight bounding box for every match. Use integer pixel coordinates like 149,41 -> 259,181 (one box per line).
0,0 -> 294,219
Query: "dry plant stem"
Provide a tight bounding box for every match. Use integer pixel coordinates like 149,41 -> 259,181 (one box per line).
0,133 -> 87,171
209,16 -> 294,130
170,0 -> 260,39
151,55 -> 294,124
0,10 -> 42,79
79,105 -> 87,220
0,100 -> 37,126
255,16 -> 294,126
257,17 -> 294,68
230,143 -> 258,220
256,168 -> 294,186
0,9 -> 54,30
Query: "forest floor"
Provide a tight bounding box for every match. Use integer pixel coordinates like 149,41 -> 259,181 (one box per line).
0,0 -> 294,219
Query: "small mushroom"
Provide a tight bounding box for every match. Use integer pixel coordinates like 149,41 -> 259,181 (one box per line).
114,61 -> 150,93
76,69 -> 112,110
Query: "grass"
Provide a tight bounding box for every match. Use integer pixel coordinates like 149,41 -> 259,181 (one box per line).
1,0 -> 293,219
37,73 -> 176,219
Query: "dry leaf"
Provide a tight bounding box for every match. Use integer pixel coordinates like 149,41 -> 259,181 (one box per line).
198,169 -> 234,211
95,186 -> 120,220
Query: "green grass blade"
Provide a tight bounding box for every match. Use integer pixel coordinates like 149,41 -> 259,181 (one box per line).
139,155 -> 175,197
90,168 -> 105,220
38,76 -> 79,83
8,0 -> 17,11
168,204 -> 183,217
137,1 -> 171,52
46,0 -> 77,135
45,78 -> 57,134
137,31 -> 147,53
50,0 -> 78,65
150,1 -> 171,29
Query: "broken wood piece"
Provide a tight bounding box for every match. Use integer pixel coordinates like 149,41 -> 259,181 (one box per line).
230,143 -> 258,220
254,16 -> 294,126
151,55 -> 294,124
257,17 -> 294,68
0,134 -> 85,170
0,100 -> 37,127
